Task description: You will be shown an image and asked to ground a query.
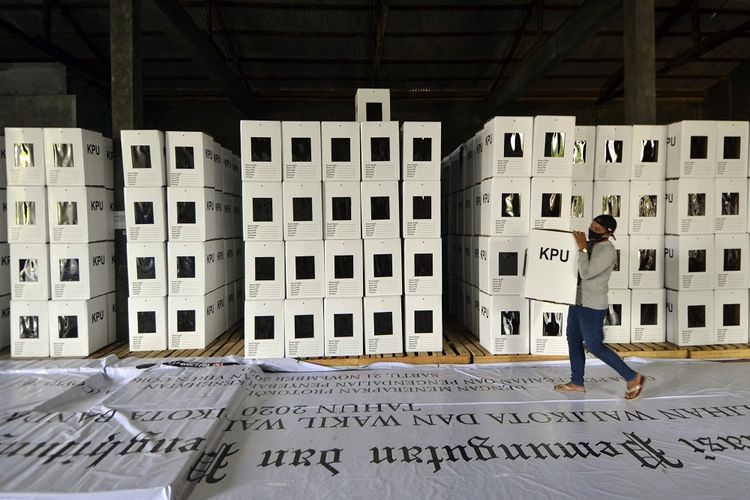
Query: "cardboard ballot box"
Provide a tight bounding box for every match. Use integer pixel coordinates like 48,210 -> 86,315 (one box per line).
244,299 -> 285,359
121,130 -> 167,187
240,120 -> 282,182
128,296 -> 168,352
5,128 -> 46,186
321,122 -> 361,181
571,126 -> 595,181
524,229 -> 577,305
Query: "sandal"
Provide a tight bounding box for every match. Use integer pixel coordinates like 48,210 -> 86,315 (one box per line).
624,374 -> 646,400
554,383 -> 586,393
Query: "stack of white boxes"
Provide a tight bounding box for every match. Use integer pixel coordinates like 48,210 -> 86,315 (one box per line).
359,93 -> 406,355
474,117 -> 534,355
322,120 -> 363,357
665,120 -> 750,346
0,135 -> 10,351
44,128 -> 114,357
122,130 -> 169,351
6,128 -> 50,357
623,125 -> 668,345
401,122 -> 443,352
241,121 -> 286,358
166,132 -> 225,349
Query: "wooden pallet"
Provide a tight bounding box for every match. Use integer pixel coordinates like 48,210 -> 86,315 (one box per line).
447,328 -> 569,363
686,343 -> 750,360
609,342 -> 690,359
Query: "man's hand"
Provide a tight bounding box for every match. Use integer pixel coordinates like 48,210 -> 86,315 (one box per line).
572,231 -> 588,251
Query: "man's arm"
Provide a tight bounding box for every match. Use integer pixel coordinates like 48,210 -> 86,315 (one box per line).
578,244 -> 615,280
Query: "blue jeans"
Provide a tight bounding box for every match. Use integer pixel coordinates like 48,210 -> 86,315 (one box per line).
567,305 -> 637,387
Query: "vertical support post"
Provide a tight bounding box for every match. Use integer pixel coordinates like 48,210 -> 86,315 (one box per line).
623,0 -> 656,124
110,0 -> 142,342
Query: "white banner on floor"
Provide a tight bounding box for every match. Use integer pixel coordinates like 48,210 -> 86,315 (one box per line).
1,357 -> 750,499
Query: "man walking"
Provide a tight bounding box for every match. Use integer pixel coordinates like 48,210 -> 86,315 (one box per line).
554,214 -> 646,399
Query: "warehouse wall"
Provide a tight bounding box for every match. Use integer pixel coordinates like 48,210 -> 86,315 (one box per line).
0,63 -> 76,129
702,59 -> 750,122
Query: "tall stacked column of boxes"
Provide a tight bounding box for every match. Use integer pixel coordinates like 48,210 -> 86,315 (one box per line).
44,128 -> 114,357
322,121 -> 363,357
241,121 -> 286,359
166,132 -> 224,350
526,116 -> 577,355
474,117 -> 534,355
358,90 -> 405,355
620,125 -> 668,345
401,122 -> 443,352
282,121 -> 325,358
122,130 -> 169,351
665,120 -> 750,346
6,128 -> 49,357
0,136 -> 8,351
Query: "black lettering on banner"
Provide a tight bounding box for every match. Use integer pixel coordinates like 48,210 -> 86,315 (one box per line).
187,442 -> 240,483
258,447 -> 343,476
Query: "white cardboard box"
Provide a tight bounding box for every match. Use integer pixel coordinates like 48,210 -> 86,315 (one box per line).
630,125 -> 667,180
363,238 -> 402,296
472,183 -> 482,237
666,120 -> 716,179
10,300 -> 50,357
284,298 -> 324,358
0,244 -> 8,296
233,195 -> 242,239
127,242 -> 167,297
43,128 -> 104,186
222,147 -> 233,195
666,289 -> 715,346
480,177 -> 530,236
629,180 -> 666,235
665,178 -> 715,235
355,88 -> 391,122
471,236 -> 480,287
128,296 -> 168,351
609,234 -> 629,290
101,136 -> 114,190
234,239 -> 244,281
402,122 -> 441,181
47,187 -> 110,243
594,125 -> 632,181
360,181 -> 400,238
50,241 -> 114,300
715,121 -> 748,178
529,300 -> 568,355
473,130 -> 484,185
49,295 -> 109,357
477,236 -> 526,296
7,186 -> 47,243
5,128 -> 46,186
402,181 -> 440,239
603,289 -> 631,344
285,240 -> 325,298
403,238 -> 442,295
121,130 -> 166,187
323,181 -> 361,239
225,282 -> 237,328
714,177 -> 747,233
524,229 -> 577,305
463,282 -> 475,335
530,177 -> 572,230
404,295 -> 443,352
240,120 -> 282,182
324,297 -> 364,356
463,187 -> 473,236
167,187 -> 215,241
570,181 -> 593,232
282,121 -> 322,181
10,243 -> 49,300
325,239 -> 363,297
481,116 -> 533,179
168,240 -> 222,296
222,193 -> 234,241
124,187 -> 167,242
166,131 -> 215,188
714,289 -> 749,344
629,235 -> 664,289
244,299 -> 285,359
714,233 -> 749,290
462,236 -> 472,286
321,122 -> 361,181
572,126 -> 595,181
167,288 -> 223,350
242,181 -> 283,241
478,292 -> 530,354
630,288 -> 666,342
282,181 -> 323,240
214,284 -> 228,335
593,180 -> 630,232
245,241 -> 286,300
212,142 -> 224,194
363,295 -> 403,354
532,115 -> 576,177
360,121 -> 400,181
106,291 -> 116,345
664,234 -> 715,291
